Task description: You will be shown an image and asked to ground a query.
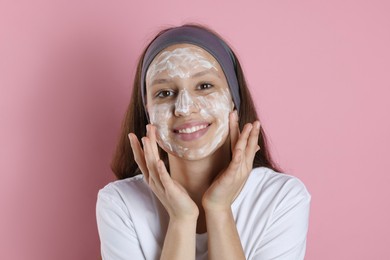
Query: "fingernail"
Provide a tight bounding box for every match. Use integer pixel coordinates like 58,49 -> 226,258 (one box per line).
146,124 -> 150,132
128,133 -> 132,141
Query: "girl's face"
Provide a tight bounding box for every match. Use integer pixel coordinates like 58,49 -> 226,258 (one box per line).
145,44 -> 234,160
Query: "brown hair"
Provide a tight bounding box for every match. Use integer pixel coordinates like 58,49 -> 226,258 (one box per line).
111,24 -> 282,179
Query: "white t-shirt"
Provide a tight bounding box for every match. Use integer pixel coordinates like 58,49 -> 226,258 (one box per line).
96,167 -> 311,260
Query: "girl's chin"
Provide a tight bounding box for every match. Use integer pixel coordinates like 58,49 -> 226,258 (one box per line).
159,142 -> 225,161
171,150 -> 213,161
156,143 -> 209,160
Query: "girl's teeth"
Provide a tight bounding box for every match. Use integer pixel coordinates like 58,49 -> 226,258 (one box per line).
178,125 -> 207,134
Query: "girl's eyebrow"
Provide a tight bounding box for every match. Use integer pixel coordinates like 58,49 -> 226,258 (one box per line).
151,69 -> 220,86
191,69 -> 220,78
151,78 -> 170,86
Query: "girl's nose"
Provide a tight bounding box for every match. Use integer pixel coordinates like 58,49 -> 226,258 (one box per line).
174,90 -> 198,116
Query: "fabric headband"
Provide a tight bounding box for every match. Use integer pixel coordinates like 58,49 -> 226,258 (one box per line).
140,25 -> 241,117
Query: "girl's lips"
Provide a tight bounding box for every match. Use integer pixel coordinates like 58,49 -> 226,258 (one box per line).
173,122 -> 211,141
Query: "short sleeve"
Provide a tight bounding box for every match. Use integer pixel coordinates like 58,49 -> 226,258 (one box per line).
96,187 -> 146,260
253,178 -> 311,260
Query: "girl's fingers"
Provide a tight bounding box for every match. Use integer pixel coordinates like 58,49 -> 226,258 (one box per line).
146,124 -> 160,160
128,133 -> 149,181
229,110 -> 240,152
245,121 -> 261,163
223,148 -> 243,180
142,137 -> 165,192
231,148 -> 243,170
234,123 -> 253,153
151,125 -> 161,160
157,160 -> 174,190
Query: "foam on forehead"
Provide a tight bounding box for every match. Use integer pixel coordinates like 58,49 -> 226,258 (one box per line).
141,25 -> 241,118
146,47 -> 219,81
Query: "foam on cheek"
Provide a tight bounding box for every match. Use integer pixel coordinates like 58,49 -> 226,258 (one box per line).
149,103 -> 174,153
190,89 -> 233,157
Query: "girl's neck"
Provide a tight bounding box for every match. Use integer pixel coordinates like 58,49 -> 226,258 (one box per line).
168,140 -> 231,203
168,140 -> 231,234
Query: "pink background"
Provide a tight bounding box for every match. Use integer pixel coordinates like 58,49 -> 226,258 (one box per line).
1,0 -> 389,259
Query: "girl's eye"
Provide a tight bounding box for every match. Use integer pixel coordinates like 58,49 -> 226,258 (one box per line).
156,90 -> 175,98
198,83 -> 213,90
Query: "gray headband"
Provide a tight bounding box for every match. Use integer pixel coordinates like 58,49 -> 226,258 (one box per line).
140,25 -> 241,116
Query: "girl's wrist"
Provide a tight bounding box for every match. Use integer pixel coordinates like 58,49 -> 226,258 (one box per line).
203,205 -> 232,216
202,198 -> 232,213
204,207 -> 234,228
168,216 -> 198,231
169,212 -> 199,225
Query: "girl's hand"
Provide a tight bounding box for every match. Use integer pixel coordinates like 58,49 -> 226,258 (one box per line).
202,111 -> 261,212
128,125 -> 199,221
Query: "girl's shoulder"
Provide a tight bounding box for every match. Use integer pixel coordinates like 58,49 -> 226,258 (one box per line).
99,174 -> 146,193
251,167 -> 309,193
233,167 -> 311,209
98,174 -> 146,195
97,174 -> 152,212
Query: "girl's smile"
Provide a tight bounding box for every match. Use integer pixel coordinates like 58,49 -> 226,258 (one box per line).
173,121 -> 210,141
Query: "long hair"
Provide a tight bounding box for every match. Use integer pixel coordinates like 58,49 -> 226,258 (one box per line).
111,24 -> 282,179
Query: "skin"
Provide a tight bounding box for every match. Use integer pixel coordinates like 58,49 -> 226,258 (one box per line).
129,43 -> 261,260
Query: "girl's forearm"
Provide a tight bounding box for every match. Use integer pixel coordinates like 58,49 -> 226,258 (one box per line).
160,218 -> 197,260
205,209 -> 246,260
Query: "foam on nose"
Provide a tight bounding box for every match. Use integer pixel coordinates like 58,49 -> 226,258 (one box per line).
175,89 -> 194,115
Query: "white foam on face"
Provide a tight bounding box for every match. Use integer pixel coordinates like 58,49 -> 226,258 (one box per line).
146,47 -> 234,160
